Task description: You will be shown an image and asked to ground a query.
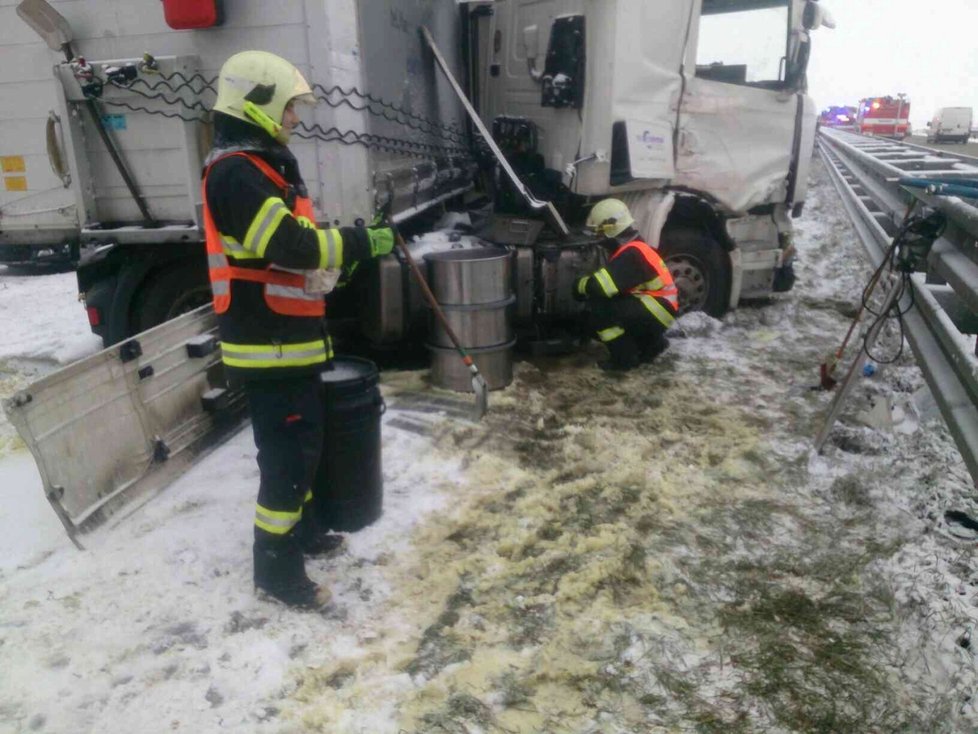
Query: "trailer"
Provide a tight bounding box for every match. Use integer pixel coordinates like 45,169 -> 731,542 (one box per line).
2,0 -> 836,351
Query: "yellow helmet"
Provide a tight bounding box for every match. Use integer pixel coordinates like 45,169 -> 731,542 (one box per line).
585,198 -> 635,238
213,51 -> 315,144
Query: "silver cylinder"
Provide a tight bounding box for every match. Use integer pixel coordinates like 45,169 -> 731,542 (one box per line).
424,247 -> 516,392
428,295 -> 515,349
423,248 -> 513,305
427,340 -> 516,392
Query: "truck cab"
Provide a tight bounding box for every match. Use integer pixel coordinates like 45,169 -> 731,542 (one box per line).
472,0 -> 830,314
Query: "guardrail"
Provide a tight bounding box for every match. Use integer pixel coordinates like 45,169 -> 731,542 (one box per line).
817,128 -> 978,483
892,137 -> 978,168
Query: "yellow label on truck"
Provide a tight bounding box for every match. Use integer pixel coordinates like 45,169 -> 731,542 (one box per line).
4,176 -> 28,191
1,156 -> 25,173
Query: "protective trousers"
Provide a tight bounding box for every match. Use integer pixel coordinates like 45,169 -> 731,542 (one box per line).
244,375 -> 324,549
588,297 -> 671,367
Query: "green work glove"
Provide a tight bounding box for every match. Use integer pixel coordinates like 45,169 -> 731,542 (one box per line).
366,226 -> 395,258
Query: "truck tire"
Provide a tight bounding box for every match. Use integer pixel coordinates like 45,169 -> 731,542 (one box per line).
131,262 -> 212,333
658,227 -> 731,318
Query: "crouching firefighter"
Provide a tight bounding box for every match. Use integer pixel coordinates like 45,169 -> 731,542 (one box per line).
203,51 -> 395,609
574,199 -> 679,371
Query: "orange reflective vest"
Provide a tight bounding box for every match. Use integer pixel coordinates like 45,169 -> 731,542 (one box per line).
202,152 -> 325,318
611,239 -> 679,310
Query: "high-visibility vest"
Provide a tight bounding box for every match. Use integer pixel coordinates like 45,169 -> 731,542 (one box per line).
201,152 -> 326,318
610,239 -> 679,329
611,239 -> 679,309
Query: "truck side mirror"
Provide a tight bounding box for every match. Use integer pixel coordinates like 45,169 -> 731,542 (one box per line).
523,24 -> 543,81
926,121 -> 931,127
802,2 -> 836,31
523,25 -> 540,60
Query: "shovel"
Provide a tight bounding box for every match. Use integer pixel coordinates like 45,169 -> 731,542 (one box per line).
818,263 -> 885,390
392,228 -> 489,419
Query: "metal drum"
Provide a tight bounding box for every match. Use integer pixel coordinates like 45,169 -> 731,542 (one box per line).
429,340 -> 516,392
428,295 -> 516,349
424,248 -> 515,392
424,248 -> 513,305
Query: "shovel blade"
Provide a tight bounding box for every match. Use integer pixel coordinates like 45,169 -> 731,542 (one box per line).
471,373 -> 489,419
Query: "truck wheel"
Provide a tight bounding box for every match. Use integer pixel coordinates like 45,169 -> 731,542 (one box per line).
658,227 -> 731,318
132,262 -> 212,333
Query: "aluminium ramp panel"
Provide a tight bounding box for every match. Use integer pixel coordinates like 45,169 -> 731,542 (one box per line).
2,305 -> 246,542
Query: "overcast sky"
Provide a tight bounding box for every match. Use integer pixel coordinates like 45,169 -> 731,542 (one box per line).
805,0 -> 978,128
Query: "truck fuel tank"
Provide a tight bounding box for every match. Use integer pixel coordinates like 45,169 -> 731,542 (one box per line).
361,223 -> 601,347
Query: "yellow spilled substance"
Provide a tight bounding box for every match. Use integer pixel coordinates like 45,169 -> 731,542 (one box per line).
294,359 -> 769,733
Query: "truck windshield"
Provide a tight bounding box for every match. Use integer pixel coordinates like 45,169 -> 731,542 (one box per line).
696,0 -> 790,88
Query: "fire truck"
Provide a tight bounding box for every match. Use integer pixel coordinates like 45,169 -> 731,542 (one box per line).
856,95 -> 910,139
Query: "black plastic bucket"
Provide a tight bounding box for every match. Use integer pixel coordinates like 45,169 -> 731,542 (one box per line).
313,356 -> 384,531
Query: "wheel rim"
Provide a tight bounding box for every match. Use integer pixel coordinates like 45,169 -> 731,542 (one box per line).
166,286 -> 212,319
666,255 -> 709,315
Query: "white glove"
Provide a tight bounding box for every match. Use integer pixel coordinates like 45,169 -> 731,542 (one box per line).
303,269 -> 342,295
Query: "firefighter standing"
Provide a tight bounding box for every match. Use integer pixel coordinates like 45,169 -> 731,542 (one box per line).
574,199 -> 679,371
203,51 -> 394,609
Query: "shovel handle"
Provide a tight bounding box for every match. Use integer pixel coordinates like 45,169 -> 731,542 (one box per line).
392,229 -> 473,361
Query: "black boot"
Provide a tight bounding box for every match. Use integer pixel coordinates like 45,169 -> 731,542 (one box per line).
294,514 -> 345,557
638,335 -> 670,364
253,536 -> 331,610
598,336 -> 639,372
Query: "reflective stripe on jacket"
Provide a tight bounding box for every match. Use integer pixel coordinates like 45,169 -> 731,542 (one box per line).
610,240 -> 679,310
581,239 -> 679,329
202,152 -> 341,318
202,151 -> 336,378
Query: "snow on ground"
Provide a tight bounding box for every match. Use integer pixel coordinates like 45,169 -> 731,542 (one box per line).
0,269 -> 103,456
0,269 -> 102,365
2,158 -> 978,733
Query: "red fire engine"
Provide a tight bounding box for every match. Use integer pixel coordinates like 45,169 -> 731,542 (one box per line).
856,95 -> 910,139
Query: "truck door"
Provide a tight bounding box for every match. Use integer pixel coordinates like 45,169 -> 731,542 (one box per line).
676,0 -> 800,213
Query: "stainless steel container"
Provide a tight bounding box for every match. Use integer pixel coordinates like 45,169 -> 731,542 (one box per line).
423,248 -> 513,305
428,295 -> 515,349
428,340 -> 516,392
424,247 -> 516,392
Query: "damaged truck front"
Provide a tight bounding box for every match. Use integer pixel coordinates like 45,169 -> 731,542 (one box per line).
4,0 -> 834,349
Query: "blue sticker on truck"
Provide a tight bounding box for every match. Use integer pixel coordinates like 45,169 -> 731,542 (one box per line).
100,114 -> 127,131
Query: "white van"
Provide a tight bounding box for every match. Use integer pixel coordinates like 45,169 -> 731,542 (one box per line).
927,107 -> 973,144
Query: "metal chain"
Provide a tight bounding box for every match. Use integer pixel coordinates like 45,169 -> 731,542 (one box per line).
94,69 -> 474,162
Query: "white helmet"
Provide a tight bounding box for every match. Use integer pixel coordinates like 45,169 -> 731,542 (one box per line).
213,51 -> 315,144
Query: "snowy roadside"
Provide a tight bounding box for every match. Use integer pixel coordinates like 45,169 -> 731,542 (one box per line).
0,270 -> 103,456
1,157 -> 977,733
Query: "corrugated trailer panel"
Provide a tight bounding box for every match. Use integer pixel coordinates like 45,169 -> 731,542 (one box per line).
3,0 -> 470,240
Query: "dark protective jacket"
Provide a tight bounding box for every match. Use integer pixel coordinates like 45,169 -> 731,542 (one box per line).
202,115 -> 372,382
575,238 -> 679,328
